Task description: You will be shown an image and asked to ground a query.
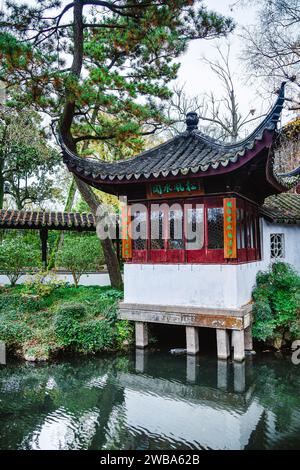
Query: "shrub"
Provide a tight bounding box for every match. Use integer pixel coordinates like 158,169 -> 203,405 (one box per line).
24,271 -> 66,297
76,319 -> 115,353
56,302 -> 86,320
0,239 -> 40,286
0,285 -> 130,359
252,262 -> 300,345
54,302 -> 115,352
0,293 -> 21,312
56,236 -> 104,287
54,312 -> 80,348
54,303 -> 86,347
115,320 -> 134,348
0,320 -> 32,347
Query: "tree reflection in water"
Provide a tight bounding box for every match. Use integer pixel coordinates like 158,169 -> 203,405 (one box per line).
0,352 -> 300,450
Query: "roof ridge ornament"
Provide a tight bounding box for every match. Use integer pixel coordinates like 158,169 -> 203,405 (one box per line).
186,112 -> 199,132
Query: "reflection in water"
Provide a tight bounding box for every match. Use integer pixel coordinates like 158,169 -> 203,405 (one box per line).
217,360 -> 228,390
0,351 -> 300,450
186,355 -> 198,384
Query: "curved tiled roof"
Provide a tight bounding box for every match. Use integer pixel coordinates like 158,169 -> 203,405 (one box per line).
61,83 -> 287,183
261,193 -> 300,223
0,210 -> 96,230
272,163 -> 300,190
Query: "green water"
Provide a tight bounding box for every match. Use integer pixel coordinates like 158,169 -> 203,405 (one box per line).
0,351 -> 300,450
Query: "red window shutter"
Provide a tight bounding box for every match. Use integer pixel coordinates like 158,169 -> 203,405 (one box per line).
223,198 -> 237,259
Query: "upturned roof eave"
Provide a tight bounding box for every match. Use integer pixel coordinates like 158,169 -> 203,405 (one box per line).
60,82 -> 286,184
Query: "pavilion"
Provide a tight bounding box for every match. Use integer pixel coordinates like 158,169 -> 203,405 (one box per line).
60,82 -> 300,361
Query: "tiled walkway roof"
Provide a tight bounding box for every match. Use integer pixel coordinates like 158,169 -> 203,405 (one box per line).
262,193 -> 300,224
0,210 -> 96,230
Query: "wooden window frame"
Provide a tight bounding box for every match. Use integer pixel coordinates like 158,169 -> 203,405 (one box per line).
130,195 -> 261,264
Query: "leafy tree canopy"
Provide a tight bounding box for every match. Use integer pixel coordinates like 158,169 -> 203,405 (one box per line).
0,0 -> 234,157
0,105 -> 61,209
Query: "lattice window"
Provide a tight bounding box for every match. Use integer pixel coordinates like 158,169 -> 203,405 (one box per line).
207,207 -> 224,249
270,233 -> 285,259
132,210 -> 147,250
185,206 -> 204,250
237,208 -> 245,249
150,208 -> 164,249
169,208 -> 184,249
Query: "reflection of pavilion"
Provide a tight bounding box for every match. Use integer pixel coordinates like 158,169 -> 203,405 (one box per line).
8,354 -> 299,450
124,350 -> 263,450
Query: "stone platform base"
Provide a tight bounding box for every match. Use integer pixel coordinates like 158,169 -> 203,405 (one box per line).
119,302 -> 253,362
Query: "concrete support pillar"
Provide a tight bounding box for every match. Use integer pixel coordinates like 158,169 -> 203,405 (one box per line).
244,324 -> 253,351
234,362 -> 246,393
186,326 -> 199,355
217,360 -> 228,390
216,329 -> 230,360
232,329 -> 245,362
135,322 -> 148,349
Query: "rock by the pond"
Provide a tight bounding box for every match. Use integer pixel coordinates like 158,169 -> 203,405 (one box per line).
245,350 -> 256,356
24,353 -> 48,362
170,348 -> 186,356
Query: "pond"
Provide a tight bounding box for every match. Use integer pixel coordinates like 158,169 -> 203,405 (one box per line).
0,351 -> 300,450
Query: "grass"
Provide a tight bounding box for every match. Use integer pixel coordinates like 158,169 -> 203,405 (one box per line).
0,284 -> 133,361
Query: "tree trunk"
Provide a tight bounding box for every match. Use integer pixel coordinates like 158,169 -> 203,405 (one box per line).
72,271 -> 79,288
58,178 -> 77,251
75,176 -> 123,289
65,177 -> 77,212
59,0 -> 122,289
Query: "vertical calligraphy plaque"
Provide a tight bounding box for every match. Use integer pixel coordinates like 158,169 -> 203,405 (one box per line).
121,203 -> 132,260
223,198 -> 237,259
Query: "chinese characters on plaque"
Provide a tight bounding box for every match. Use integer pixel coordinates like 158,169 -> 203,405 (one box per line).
223,198 -> 237,259
148,179 -> 204,199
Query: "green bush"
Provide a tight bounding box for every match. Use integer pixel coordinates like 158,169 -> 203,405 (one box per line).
115,320 -> 134,348
56,302 -> 86,320
54,313 -> 80,348
0,239 -> 40,286
0,320 -> 32,347
0,285 -> 130,359
54,302 -> 115,353
0,293 -> 21,312
252,262 -> 300,345
24,271 -> 66,297
56,236 -> 105,287
77,319 -> 115,352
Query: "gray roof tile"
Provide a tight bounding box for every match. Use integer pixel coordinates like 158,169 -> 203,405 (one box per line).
61,83 -> 287,183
